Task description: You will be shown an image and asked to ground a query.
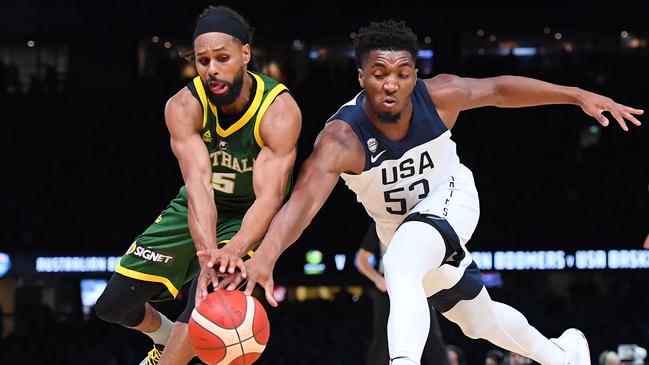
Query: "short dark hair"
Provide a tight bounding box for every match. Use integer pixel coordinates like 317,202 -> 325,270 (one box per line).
354,20 -> 419,68
197,5 -> 254,45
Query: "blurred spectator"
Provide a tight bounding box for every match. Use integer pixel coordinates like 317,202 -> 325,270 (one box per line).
508,352 -> 532,365
485,349 -> 505,365
599,351 -> 620,365
447,345 -> 466,365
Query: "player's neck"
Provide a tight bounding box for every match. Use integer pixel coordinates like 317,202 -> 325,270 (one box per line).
218,71 -> 252,116
363,99 -> 414,142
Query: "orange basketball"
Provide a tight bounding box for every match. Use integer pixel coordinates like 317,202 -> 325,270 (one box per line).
188,290 -> 270,365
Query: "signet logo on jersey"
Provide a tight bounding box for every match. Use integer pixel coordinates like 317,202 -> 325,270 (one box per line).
218,140 -> 228,150
127,241 -> 175,266
367,138 -> 378,153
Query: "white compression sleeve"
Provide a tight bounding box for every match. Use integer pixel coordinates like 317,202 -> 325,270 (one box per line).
383,219 -> 567,365
383,221 -> 447,364
442,288 -> 566,365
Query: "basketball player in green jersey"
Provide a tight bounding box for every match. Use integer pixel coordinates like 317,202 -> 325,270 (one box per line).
95,6 -> 301,365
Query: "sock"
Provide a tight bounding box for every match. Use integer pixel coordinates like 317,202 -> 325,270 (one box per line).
143,312 -> 173,345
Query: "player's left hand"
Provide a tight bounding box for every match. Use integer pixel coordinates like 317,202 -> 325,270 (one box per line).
195,261 -> 218,305
577,90 -> 643,131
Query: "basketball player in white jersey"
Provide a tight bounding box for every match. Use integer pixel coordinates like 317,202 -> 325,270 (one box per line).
201,20 -> 643,364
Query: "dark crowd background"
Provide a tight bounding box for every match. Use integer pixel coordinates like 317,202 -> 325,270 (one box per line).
0,0 -> 647,364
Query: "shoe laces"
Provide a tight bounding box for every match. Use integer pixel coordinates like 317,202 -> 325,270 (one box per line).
146,346 -> 162,365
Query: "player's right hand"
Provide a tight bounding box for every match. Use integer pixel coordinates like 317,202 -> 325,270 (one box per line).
242,254 -> 279,307
195,248 -> 247,304
197,247 -> 247,277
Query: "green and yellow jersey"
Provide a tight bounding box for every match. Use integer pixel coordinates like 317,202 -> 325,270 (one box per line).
188,70 -> 289,213
115,71 -> 291,299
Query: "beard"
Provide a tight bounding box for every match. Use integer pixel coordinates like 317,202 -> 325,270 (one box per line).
203,67 -> 245,107
377,111 -> 401,124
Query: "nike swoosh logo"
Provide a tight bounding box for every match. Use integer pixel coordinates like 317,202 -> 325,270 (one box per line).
370,150 -> 387,163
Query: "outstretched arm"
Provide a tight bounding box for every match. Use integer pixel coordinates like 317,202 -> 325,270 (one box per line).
165,88 -> 219,286
228,121 -> 365,305
426,74 -> 644,131
229,94 -> 302,254
195,93 -> 301,296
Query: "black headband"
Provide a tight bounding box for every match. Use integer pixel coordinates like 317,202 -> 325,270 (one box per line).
193,14 -> 247,44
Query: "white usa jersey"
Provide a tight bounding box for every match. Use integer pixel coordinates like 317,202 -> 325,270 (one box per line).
331,79 -> 469,245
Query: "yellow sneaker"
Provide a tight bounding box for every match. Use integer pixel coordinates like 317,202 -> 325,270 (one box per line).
139,344 -> 164,365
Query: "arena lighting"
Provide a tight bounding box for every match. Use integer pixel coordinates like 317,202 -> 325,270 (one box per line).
621,31 -> 629,39
16,249 -> 649,275
418,50 -> 434,59
544,26 -> 552,34
80,279 -> 108,316
472,249 -> 649,270
35,256 -> 121,273
477,29 -> 485,37
27,40 -> 35,47
0,253 -> 11,277
628,38 -> 641,48
554,32 -> 563,40
304,249 -> 325,275
334,254 -> 346,271
291,39 -> 304,51
563,42 -> 574,53
512,47 -> 537,56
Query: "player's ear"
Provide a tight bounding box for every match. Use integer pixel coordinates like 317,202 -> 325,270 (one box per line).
357,68 -> 364,88
242,43 -> 251,65
415,67 -> 419,77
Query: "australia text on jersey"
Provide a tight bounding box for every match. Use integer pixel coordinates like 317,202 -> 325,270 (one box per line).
209,150 -> 254,173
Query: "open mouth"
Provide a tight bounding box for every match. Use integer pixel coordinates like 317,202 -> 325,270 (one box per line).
208,81 -> 229,95
382,98 -> 397,108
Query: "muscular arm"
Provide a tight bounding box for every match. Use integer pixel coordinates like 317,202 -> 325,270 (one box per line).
226,93 -> 302,256
427,74 -> 643,130
165,88 -> 217,252
253,121 -> 365,263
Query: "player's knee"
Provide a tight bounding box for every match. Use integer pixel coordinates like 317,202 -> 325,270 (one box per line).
94,290 -> 144,326
94,293 -> 123,324
459,320 -> 497,340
